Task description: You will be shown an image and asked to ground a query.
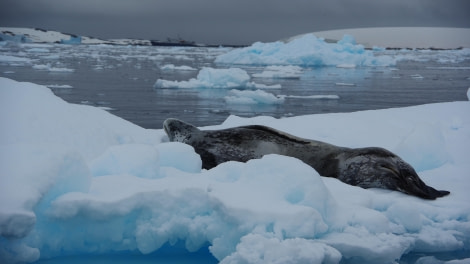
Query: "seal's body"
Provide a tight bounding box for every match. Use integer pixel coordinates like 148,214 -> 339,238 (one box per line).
163,118 -> 449,200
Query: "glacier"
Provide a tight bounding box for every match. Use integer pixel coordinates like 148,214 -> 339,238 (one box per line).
1,77 -> 469,263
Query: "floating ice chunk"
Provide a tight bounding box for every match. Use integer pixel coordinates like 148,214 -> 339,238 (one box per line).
252,65 -> 303,79
97,106 -> 115,111
197,67 -> 250,87
26,48 -> 49,53
47,84 -> 73,89
410,74 -> 424,79
467,87 -> 470,101
32,64 -> 74,72
155,67 -> 276,89
215,34 -> 395,66
32,64 -> 50,70
160,64 -> 197,71
154,79 -> 195,89
283,94 -> 340,99
48,67 -> 74,73
0,55 -> 31,63
335,82 -> 356,86
225,89 -> 284,104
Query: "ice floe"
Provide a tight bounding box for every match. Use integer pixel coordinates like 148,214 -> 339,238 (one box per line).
1,77 -> 469,263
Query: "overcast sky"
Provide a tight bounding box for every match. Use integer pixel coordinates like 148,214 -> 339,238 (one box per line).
1,0 -> 469,45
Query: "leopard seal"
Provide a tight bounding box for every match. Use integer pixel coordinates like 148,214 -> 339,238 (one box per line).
163,118 -> 450,200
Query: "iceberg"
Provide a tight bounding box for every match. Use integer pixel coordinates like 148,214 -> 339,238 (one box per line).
215,34 -> 396,67
1,77 -> 470,263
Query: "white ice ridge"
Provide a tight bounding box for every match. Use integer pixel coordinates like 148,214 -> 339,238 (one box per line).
1,77 -> 469,263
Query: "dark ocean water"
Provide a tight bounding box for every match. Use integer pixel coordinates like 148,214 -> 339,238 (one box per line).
1,43 -> 469,129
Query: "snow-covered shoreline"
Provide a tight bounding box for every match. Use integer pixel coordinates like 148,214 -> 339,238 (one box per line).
2,27 -> 470,49
1,77 -> 469,263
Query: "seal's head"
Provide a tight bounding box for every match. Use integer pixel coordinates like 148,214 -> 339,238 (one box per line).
340,147 -> 450,200
163,118 -> 200,143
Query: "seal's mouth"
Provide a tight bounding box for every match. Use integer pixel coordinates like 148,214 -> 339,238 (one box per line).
163,122 -> 169,135
396,165 -> 450,200
162,119 -> 174,141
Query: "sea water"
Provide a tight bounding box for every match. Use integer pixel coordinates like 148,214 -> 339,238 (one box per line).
0,43 -> 469,129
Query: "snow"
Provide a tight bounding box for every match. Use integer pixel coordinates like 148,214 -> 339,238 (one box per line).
310,27 -> 470,49
0,27 -> 111,45
1,76 -> 469,263
215,34 -> 396,67
154,67 -> 280,89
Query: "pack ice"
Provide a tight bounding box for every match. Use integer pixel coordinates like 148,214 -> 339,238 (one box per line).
1,77 -> 469,263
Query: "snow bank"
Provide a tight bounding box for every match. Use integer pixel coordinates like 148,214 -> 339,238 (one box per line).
154,67 -> 279,89
215,34 -> 395,67
1,77 -> 470,263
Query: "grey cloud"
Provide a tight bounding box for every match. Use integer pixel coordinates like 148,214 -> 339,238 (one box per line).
1,0 -> 469,45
